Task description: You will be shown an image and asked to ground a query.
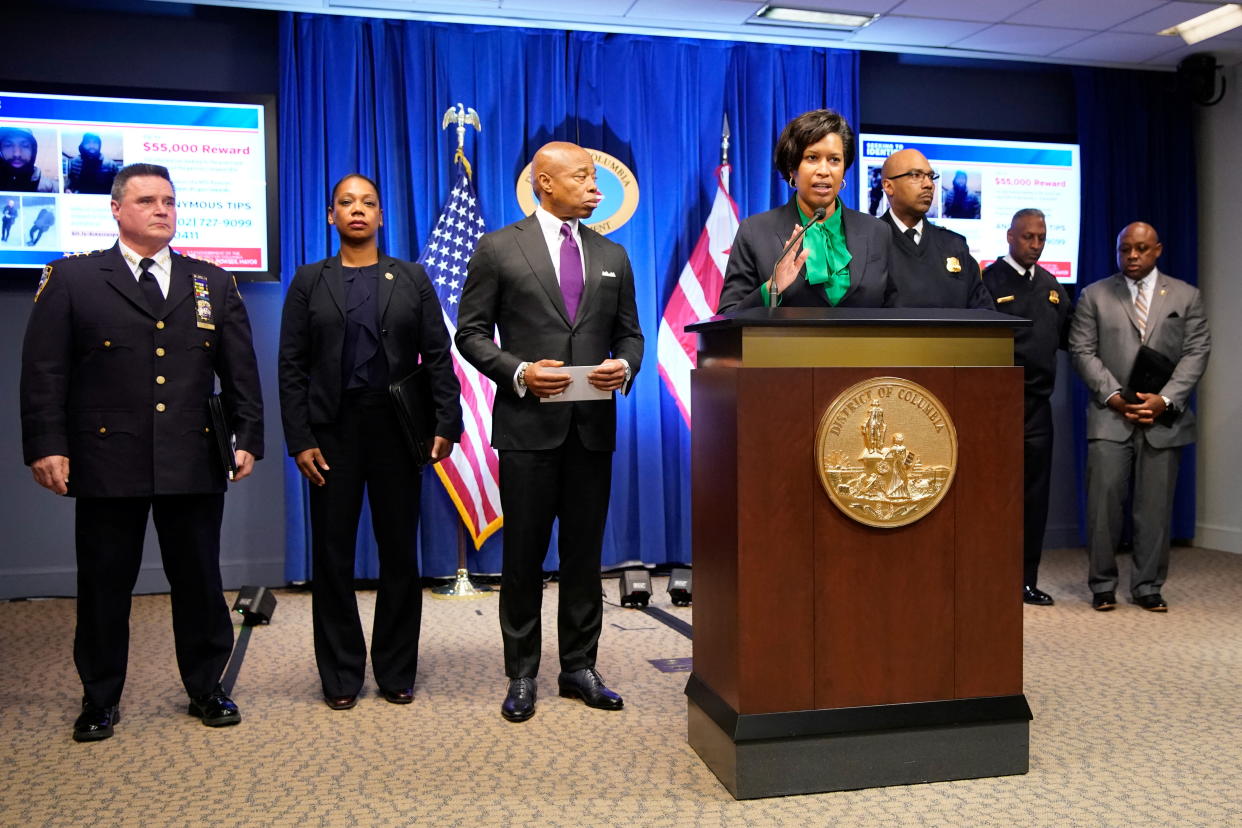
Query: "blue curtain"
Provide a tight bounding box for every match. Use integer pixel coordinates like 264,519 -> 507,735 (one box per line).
279,13 -> 859,580
1071,66 -> 1199,542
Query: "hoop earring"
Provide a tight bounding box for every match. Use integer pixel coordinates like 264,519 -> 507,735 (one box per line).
788,175 -> 796,188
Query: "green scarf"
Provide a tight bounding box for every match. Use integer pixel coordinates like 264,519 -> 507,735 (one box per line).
798,200 -> 852,306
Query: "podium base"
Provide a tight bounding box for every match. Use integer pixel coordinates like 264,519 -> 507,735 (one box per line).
686,675 -> 1030,800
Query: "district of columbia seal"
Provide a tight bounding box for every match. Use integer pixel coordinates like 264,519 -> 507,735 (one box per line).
815,377 -> 958,528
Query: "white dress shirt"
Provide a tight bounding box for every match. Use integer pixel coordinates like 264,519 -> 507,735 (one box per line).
118,240 -> 172,298
888,212 -> 925,245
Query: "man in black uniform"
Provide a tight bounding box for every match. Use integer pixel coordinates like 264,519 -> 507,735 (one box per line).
982,209 -> 1071,605
880,148 -> 993,309
20,163 -> 264,742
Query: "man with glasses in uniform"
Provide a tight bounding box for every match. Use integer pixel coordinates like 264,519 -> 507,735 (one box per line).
880,148 -> 993,309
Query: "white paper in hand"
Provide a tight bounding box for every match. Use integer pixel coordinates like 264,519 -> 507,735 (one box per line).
540,364 -> 612,403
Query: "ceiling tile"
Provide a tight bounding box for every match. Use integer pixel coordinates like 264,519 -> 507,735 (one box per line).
1051,30 -> 1188,63
1007,0 -> 1164,30
846,15 -> 991,46
1112,1 -> 1239,35
625,0 -> 758,24
950,22 -> 1093,55
888,0 -> 1032,24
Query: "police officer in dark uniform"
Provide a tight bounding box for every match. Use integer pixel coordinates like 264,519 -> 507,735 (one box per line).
982,208 -> 1071,606
880,148 -> 993,310
20,163 -> 263,742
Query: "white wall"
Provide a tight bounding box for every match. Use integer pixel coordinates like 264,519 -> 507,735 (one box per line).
1195,62 -> 1242,554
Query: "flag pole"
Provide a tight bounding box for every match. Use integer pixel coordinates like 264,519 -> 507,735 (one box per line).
431,102 -> 492,600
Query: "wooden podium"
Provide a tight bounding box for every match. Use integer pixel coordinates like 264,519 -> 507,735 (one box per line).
684,307 -> 1032,799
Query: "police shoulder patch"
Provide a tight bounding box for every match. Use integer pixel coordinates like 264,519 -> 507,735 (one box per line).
34,264 -> 53,302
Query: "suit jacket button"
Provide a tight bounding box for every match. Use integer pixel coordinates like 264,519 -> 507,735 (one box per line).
155,321 -> 165,330
155,403 -> 166,412
381,329 -> 389,336
155,347 -> 165,357
156,376 -> 166,385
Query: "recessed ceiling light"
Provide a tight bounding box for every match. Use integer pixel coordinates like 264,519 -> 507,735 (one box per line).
750,5 -> 879,31
1159,3 -> 1242,46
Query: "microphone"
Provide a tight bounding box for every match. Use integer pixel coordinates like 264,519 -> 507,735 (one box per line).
767,206 -> 826,304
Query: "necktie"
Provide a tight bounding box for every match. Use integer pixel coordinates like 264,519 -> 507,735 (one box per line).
904,226 -> 918,244
1024,268 -> 1033,281
1134,279 -> 1148,338
559,223 -> 583,322
138,257 -> 164,314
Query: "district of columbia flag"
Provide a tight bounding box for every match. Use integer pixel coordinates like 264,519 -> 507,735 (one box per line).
417,157 -> 503,547
656,164 -> 740,427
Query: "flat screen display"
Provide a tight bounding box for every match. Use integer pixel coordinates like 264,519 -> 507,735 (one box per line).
0,87 -> 276,277
857,133 -> 1080,283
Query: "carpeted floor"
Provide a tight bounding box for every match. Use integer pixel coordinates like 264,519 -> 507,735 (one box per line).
0,546 -> 1239,827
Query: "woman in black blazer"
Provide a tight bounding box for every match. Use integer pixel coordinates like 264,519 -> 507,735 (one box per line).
717,109 -> 893,312
278,174 -> 462,710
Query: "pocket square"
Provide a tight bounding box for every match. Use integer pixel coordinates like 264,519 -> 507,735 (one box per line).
602,270 -> 616,278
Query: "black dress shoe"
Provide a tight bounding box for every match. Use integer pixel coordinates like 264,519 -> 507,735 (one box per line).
324,694 -> 358,710
1136,593 -> 1169,612
501,677 -> 536,723
557,667 -> 624,711
187,686 -> 241,727
379,687 -> 414,705
73,700 -> 119,743
1023,586 -> 1055,606
1092,591 -> 1117,611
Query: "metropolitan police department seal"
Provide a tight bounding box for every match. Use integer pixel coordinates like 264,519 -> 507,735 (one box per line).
815,377 -> 958,528
516,148 -> 639,235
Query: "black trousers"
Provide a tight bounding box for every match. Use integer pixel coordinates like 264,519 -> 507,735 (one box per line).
309,391 -> 424,698
1023,396 -> 1054,588
74,494 -> 232,707
498,426 -> 612,679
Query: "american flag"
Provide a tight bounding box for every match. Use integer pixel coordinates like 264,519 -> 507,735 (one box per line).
417,159 -> 503,547
656,164 -> 741,427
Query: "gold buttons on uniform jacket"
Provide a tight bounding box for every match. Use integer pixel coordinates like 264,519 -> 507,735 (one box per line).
155,347 -> 165,357
155,321 -> 165,330
98,427 -> 107,434
155,403 -> 166,412
204,341 -> 211,348
156,376 -> 166,385
103,340 -> 111,347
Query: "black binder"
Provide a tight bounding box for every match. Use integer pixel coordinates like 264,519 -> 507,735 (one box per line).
1122,345 -> 1180,427
208,394 -> 238,480
388,365 -> 436,465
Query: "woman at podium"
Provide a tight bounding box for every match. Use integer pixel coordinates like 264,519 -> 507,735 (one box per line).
717,109 -> 893,312
278,173 -> 462,711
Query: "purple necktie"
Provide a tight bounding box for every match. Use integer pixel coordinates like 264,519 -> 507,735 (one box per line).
559,222 -> 583,322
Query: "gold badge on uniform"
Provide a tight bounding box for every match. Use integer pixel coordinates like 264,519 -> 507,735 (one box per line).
192,273 -> 216,330
997,295 -> 1015,304
815,377 -> 959,528
34,264 -> 53,303
945,257 -> 961,273
1048,290 -> 1060,304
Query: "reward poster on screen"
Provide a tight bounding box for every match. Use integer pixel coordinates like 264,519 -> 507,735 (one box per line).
858,133 -> 1080,282
0,91 -> 268,270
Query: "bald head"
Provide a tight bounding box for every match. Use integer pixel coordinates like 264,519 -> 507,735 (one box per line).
881,149 -> 936,224
532,141 -> 599,220
1116,222 -> 1162,280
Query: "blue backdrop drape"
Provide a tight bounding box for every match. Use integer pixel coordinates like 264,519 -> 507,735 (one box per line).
1071,66 -> 1199,543
279,13 -> 859,581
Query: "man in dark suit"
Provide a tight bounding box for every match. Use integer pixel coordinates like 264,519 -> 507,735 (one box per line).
456,141 -> 644,723
1069,222 -> 1210,612
982,209 -> 1071,606
20,163 -> 263,741
880,149 -> 993,310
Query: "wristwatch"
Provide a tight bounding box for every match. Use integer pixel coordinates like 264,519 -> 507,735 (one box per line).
517,361 -> 530,389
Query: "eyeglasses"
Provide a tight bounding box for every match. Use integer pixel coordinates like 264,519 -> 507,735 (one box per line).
886,170 -> 940,183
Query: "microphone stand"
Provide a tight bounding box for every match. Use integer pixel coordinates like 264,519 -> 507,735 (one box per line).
766,206 -> 825,312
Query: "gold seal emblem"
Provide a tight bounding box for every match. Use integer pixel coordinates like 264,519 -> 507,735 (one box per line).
945,257 -> 961,273
815,377 -> 958,528
1048,289 -> 1060,304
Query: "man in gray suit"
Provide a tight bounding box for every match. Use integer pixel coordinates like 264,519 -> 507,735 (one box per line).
1069,222 -> 1210,612
457,141 -> 643,722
